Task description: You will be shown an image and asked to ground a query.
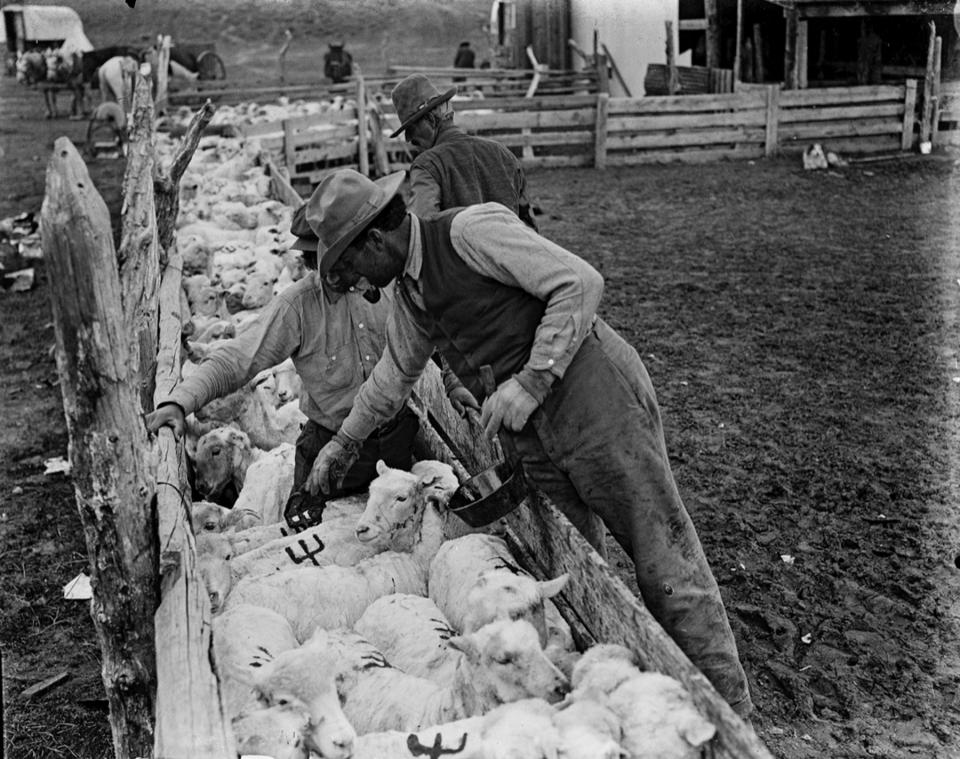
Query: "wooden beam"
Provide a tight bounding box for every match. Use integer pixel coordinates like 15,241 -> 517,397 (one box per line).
42,137 -> 157,759
753,23 -> 766,83
793,2 -> 955,19
784,7 -> 799,90
734,0 -> 744,82
765,84 -> 781,155
705,0 -> 721,67
356,68 -> 369,176
665,21 -> 679,95
594,92 -> 609,169
920,20 -> 937,143
679,19 -> 708,32
601,43 -> 632,97
932,35 -> 942,144
797,20 -> 809,88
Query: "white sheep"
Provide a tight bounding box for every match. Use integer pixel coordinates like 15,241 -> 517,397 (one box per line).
258,619 -> 568,735
192,427 -> 294,525
211,603 -> 300,717
568,645 -> 716,759
552,699 -> 625,759
272,358 -> 302,405
353,593 -> 460,683
429,534 -> 575,660
230,700 -> 311,759
222,470 -> 448,638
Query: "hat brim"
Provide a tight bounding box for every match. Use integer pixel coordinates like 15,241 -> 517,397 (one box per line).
290,236 -> 318,251
318,171 -> 407,276
388,87 -> 456,139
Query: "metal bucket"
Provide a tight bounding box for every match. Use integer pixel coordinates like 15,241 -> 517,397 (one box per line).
448,364 -> 529,527
448,459 -> 527,527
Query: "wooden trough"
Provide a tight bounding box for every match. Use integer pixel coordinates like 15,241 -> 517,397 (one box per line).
42,74 -> 773,759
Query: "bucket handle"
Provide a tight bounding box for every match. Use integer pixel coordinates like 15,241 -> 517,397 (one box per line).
479,364 -> 522,468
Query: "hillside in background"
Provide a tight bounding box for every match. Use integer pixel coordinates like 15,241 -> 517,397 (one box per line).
6,0 -> 493,78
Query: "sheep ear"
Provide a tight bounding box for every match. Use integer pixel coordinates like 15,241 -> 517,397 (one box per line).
680,718 -> 716,748
447,634 -> 481,663
376,459 -> 389,475
539,573 -> 569,599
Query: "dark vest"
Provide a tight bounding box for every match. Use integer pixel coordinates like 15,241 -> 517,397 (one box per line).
417,212 -> 545,400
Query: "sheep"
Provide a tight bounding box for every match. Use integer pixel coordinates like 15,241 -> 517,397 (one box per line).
211,603 -> 300,717
552,700 -> 624,759
230,701 -> 311,759
257,619 -> 568,735
197,532 -> 235,614
192,427 -> 294,524
241,270 -> 278,309
353,593 -> 460,683
192,376 -> 292,450
222,463 -> 449,638
568,644 -> 716,759
428,534 -> 575,660
245,643 -> 357,759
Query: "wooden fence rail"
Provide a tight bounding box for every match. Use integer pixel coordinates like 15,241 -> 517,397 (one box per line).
240,81 -> 918,191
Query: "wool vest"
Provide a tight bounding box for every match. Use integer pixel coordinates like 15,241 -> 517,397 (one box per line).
417,212 -> 545,400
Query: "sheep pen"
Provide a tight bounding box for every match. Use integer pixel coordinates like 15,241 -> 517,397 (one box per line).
33,64 -> 773,758
9,7 -> 958,754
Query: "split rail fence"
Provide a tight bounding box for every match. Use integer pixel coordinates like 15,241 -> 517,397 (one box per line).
238,80 -> 920,191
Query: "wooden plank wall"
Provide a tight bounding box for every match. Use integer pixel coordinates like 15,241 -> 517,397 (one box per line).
644,63 -> 735,95
777,83 -> 909,156
245,81 -> 920,189
936,80 -> 960,147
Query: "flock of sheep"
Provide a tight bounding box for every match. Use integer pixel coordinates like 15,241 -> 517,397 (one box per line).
156,121 -> 719,759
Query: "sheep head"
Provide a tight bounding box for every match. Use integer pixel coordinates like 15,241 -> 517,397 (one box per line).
194,426 -> 253,500
231,700 -> 312,759
354,460 -> 445,548
462,570 -> 569,647
448,619 -> 570,708
254,646 -> 356,759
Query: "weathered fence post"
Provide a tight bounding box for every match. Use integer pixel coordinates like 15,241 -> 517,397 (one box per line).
665,21 -> 679,95
119,74 -> 160,412
356,67 -> 369,176
594,92 -> 609,169
41,136 -> 157,759
903,79 -> 919,151
764,84 -> 780,156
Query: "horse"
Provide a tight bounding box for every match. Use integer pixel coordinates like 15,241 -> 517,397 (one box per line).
15,51 -> 47,85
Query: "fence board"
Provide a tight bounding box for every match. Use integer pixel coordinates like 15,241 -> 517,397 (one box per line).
780,118 -> 903,141
295,140 -> 360,165
779,84 -> 905,107
608,145 -> 766,165
610,91 -> 765,114
608,109 -> 767,132
462,108 -> 597,130
778,102 -> 903,124
608,127 -> 767,150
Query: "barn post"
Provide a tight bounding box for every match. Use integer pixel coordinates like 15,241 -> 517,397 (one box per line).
119,74 -> 160,412
783,7 -> 798,90
921,21 -> 939,146
764,84 -> 781,156
594,91 -> 609,169
41,136 -> 157,759
902,78 -> 919,151
704,0 -> 721,68
734,0 -> 743,84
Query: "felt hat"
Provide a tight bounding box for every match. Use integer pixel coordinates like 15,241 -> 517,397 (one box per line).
288,203 -> 318,251
304,169 -> 406,276
389,74 -> 456,138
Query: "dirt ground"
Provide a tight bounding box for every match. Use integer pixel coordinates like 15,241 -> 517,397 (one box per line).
2,1 -> 960,758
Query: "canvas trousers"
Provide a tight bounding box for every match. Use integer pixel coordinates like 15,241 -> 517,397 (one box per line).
511,318 -> 753,716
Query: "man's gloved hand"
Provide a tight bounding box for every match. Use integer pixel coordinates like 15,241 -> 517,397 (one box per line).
305,432 -> 362,496
448,386 -> 480,418
480,377 -> 538,439
144,402 -> 186,440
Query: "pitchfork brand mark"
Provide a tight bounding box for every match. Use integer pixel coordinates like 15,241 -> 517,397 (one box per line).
284,535 -> 327,565
405,732 -> 468,757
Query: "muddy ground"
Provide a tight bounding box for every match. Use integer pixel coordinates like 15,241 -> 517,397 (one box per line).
2,1 -> 960,757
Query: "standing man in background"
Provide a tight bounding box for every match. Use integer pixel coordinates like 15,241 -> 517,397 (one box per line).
390,73 -> 538,230
452,41 -> 475,81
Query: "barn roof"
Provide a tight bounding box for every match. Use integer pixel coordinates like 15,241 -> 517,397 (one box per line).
764,0 -> 955,16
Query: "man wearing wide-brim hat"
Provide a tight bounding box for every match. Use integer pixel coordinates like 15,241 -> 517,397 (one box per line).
304,168 -> 754,721
145,179 -> 420,530
389,73 -> 538,230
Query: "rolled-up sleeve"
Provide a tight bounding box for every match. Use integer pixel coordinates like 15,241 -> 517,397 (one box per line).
450,204 -> 603,385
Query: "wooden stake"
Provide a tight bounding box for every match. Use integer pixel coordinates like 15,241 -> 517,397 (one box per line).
594,92 -> 609,169
734,0 -> 743,84
665,21 -> 679,95
921,21 -> 937,143
356,67 -> 369,176
42,137 -> 158,759
753,23 -> 766,83
601,43 -> 632,97
704,0 -> 720,68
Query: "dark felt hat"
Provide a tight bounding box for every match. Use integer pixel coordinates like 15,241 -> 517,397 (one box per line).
288,203 -> 318,251
304,169 -> 406,276
389,74 -> 456,139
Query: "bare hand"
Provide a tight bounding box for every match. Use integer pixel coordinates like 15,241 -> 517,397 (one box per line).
480,377 -> 538,438
448,386 -> 481,417
144,403 -> 186,440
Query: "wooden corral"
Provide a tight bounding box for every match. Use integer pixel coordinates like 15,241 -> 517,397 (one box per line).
242,79 -> 920,192
936,79 -> 960,146
41,70 -> 776,758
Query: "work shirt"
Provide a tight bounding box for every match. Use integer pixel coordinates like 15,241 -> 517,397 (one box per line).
339,203 -> 603,442
407,122 -> 531,221
162,274 -> 391,431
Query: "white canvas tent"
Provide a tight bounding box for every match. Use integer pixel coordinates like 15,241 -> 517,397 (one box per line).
2,4 -> 92,55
